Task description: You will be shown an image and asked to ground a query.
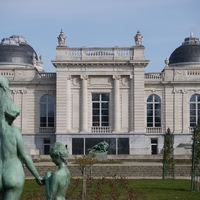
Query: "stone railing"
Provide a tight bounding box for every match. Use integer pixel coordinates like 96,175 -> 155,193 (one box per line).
145,73 -> 162,80
91,126 -> 111,133
39,127 -> 55,133
146,127 -> 162,134
56,47 -> 140,61
37,73 -> 56,80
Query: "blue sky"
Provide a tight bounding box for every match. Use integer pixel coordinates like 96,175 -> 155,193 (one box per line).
0,0 -> 200,72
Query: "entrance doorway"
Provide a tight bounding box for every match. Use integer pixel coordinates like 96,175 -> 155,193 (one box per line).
151,138 -> 158,154
44,138 -> 50,155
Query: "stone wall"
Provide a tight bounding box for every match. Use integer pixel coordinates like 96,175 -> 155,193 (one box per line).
24,165 -> 191,178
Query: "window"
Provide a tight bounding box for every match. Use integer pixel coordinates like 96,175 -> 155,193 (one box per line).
40,95 -> 55,127
92,94 -> 109,126
151,138 -> 158,155
190,94 -> 200,127
147,94 -> 161,127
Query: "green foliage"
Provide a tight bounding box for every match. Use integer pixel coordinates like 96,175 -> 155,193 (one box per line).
191,120 -> 200,191
163,128 -> 175,179
75,153 -> 96,171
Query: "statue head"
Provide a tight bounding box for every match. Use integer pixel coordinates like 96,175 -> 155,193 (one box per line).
50,142 -> 69,164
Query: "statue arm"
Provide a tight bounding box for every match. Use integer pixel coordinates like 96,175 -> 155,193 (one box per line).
15,127 -> 42,182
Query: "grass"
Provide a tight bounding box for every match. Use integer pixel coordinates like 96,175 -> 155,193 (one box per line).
21,178 -> 200,200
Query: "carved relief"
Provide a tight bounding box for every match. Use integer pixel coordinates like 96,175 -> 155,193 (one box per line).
72,77 -> 80,86
145,90 -> 163,99
121,77 -> 129,86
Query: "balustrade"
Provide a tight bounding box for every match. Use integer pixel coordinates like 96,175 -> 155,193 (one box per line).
39,127 -> 55,133
91,126 -> 111,133
146,127 -> 162,134
37,73 -> 56,80
145,73 -> 162,80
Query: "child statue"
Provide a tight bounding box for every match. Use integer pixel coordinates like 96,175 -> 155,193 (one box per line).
44,142 -> 70,200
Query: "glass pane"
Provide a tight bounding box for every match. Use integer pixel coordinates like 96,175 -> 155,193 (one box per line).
155,110 -> 161,116
151,139 -> 157,144
40,96 -> 47,103
102,94 -> 109,101
190,117 -> 196,123
102,122 -> 109,126
47,96 -> 54,103
154,95 -> 161,102
155,104 -> 161,109
93,103 -> 99,108
118,138 -> 129,154
147,95 -> 153,102
93,110 -> 100,115
190,95 -> 196,102
147,117 -> 153,122
40,104 -> 46,110
147,123 -> 153,127
190,110 -> 196,116
72,138 -> 84,154
155,122 -> 161,127
155,117 -> 161,123
93,116 -> 100,122
190,104 -> 196,109
147,104 -> 153,109
102,103 -> 108,108
147,109 -> 153,116
92,94 -> 99,101
102,110 -> 108,115
197,95 -> 200,102
40,110 -> 46,117
48,110 -> 54,117
102,116 -> 108,122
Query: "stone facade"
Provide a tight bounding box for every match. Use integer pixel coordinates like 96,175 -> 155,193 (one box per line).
0,31 -> 200,156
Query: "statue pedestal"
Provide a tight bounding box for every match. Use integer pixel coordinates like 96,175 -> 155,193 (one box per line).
95,154 -> 108,161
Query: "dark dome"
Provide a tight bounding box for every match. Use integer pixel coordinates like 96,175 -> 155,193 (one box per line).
169,35 -> 200,66
0,35 -> 38,66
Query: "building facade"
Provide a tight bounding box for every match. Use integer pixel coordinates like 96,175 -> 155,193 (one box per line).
0,31 -> 200,155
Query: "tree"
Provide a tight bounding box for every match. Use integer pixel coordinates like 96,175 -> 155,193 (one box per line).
75,153 -> 96,200
191,120 -> 200,191
163,128 -> 175,179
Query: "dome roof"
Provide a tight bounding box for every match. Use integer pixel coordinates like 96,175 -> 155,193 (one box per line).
169,34 -> 200,66
0,35 -> 38,66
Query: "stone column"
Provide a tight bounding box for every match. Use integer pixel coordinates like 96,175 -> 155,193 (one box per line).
173,90 -> 179,133
113,75 -> 120,132
21,89 -> 27,133
130,74 -> 134,132
81,75 -> 88,132
182,90 -> 189,133
66,75 -> 71,131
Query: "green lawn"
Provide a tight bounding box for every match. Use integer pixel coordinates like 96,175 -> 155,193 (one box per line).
22,178 -> 200,200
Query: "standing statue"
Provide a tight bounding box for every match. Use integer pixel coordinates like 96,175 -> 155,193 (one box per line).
0,76 -> 43,200
44,142 -> 70,200
134,30 -> 143,46
57,29 -> 66,46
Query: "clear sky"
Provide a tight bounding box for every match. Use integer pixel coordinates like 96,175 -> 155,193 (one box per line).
0,0 -> 200,72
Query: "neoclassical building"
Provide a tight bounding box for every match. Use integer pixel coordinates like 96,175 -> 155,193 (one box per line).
0,31 -> 200,155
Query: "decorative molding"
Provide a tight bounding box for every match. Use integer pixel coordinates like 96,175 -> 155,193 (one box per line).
113,75 -> 121,80
11,89 -> 27,94
80,75 -> 88,80
72,77 -> 80,86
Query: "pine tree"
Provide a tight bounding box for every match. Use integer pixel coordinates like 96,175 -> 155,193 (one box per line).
163,128 -> 175,179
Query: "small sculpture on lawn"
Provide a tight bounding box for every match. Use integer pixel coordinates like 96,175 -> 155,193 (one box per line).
87,141 -> 109,154
44,142 -> 70,200
0,76 -> 43,200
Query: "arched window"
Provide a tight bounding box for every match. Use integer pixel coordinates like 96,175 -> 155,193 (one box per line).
40,95 -> 55,127
147,94 -> 161,127
190,94 -> 200,127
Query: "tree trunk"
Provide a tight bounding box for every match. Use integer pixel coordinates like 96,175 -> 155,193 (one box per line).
82,167 -> 86,200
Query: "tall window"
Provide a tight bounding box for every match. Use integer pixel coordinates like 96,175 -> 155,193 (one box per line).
40,95 -> 55,127
92,94 -> 109,126
190,94 -> 200,127
147,94 -> 161,127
